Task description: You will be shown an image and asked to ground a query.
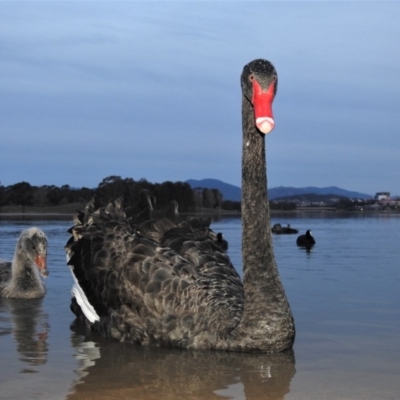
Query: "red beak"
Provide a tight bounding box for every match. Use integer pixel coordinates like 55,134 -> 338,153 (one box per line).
251,78 -> 275,134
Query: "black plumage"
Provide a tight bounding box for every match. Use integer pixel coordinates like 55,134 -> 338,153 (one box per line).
66,59 -> 295,353
296,230 -> 316,248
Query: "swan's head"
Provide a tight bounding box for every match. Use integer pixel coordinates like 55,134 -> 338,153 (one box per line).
241,59 -> 278,135
19,228 -> 49,278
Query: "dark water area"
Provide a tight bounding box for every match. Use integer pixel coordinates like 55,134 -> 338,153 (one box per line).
0,214 -> 399,399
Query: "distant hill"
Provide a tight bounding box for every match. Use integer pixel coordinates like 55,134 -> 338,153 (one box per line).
186,179 -> 242,202
269,186 -> 372,200
186,179 -> 372,201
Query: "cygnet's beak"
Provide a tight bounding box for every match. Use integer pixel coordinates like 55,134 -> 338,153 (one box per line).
35,255 -> 49,278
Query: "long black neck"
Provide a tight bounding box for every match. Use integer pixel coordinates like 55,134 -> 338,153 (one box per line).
238,95 -> 294,350
241,95 -> 277,308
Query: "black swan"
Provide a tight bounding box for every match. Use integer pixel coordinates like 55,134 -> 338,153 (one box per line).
296,230 -> 316,248
0,228 -> 48,298
65,59 -> 295,352
272,223 -> 298,234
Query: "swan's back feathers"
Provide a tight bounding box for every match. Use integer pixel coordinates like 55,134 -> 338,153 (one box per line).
124,189 -> 155,224
66,195 -> 242,348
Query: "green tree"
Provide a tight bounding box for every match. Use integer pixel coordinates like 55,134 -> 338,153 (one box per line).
0,183 -> 8,211
7,181 -> 34,212
96,175 -> 125,202
33,186 -> 49,209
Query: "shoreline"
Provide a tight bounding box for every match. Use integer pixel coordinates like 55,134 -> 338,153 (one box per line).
0,209 -> 399,218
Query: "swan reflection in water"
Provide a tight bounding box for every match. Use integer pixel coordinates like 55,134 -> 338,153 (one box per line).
68,321 -> 295,400
0,298 -> 49,371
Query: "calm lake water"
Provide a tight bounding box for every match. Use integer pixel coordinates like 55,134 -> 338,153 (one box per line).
0,213 -> 399,399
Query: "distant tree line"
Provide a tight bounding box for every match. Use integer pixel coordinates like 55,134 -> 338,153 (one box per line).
0,176 -> 241,213
1,177 -> 388,214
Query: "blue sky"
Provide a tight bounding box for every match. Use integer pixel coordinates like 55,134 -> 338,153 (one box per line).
1,1 -> 399,196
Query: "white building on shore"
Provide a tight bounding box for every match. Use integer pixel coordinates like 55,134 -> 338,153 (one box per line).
374,192 -> 390,201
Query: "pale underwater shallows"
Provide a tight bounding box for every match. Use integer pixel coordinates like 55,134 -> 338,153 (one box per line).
0,213 -> 399,400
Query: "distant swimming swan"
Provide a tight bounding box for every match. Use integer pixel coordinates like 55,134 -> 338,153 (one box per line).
296,230 -> 316,248
65,59 -> 295,353
0,228 -> 48,298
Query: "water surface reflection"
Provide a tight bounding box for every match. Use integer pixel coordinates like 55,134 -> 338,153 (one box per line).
68,321 -> 296,400
0,298 -> 49,371
1,215 -> 399,399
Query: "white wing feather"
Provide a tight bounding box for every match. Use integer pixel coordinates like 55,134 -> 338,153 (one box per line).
67,254 -> 100,323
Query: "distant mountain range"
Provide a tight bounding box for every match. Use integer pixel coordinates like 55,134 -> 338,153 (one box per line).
185,179 -> 372,201
186,179 -> 242,202
267,185 -> 373,200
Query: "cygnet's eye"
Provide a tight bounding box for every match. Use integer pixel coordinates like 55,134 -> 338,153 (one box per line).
249,74 -> 255,82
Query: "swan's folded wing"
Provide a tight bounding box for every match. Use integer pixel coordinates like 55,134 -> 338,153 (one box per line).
66,217 -> 151,342
66,203 -> 244,347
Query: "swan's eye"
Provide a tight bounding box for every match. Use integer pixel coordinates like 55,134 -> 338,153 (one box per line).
249,74 -> 255,82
